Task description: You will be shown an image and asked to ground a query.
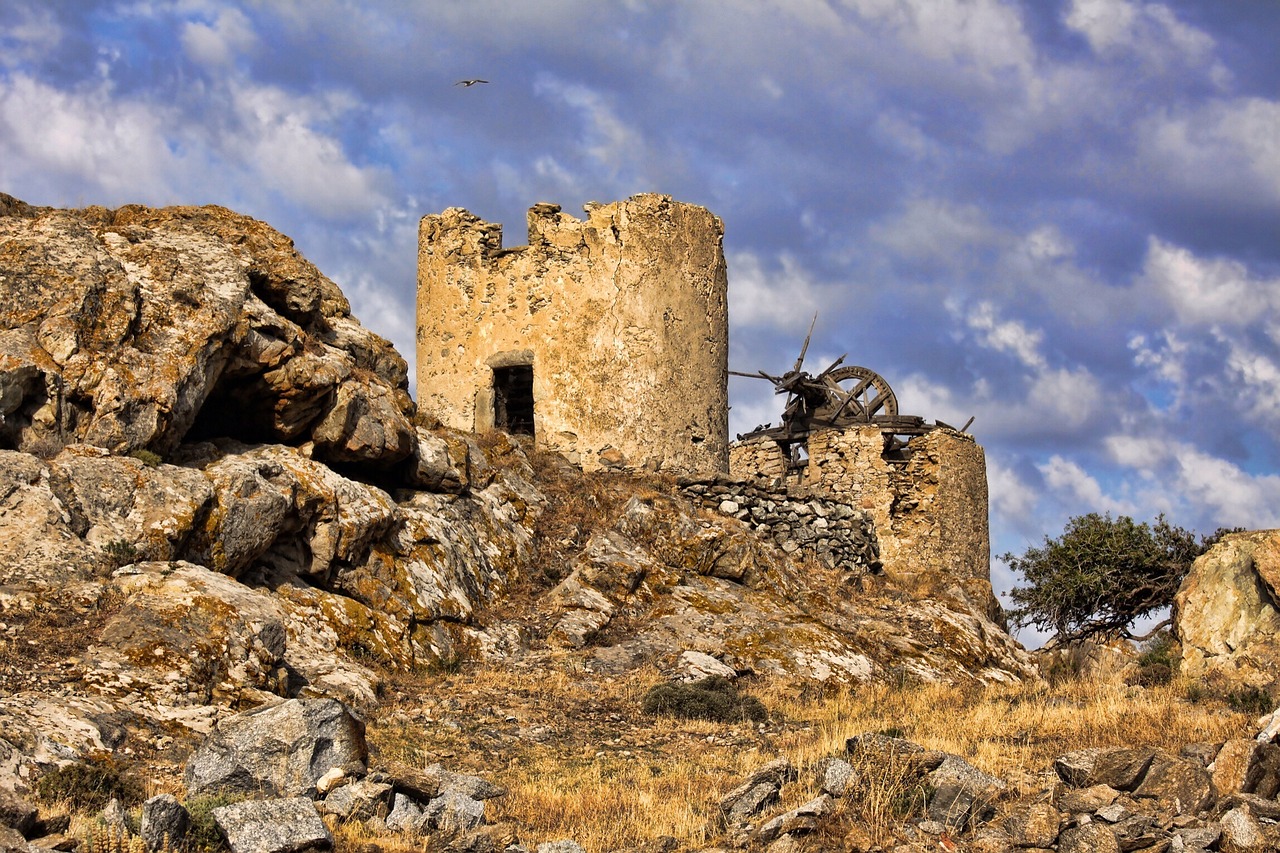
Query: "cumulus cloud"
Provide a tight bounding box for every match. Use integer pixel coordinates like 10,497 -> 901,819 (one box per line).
0,74 -> 186,202
727,251 -> 823,332
869,198 -> 1002,265
0,5 -> 63,67
963,301 -> 1047,371
1105,434 -> 1280,530
219,81 -> 392,219
1139,97 -> 1280,206
988,456 -> 1040,522
1065,0 -> 1216,67
181,7 -> 258,68
1038,455 -> 1135,515
847,0 -> 1036,81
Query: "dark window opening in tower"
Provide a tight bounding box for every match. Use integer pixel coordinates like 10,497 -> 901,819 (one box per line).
493,365 -> 534,436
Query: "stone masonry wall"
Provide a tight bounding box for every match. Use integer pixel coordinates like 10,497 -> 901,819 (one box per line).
729,426 -> 990,591
416,194 -> 728,475
680,475 -> 880,573
808,426 -> 989,585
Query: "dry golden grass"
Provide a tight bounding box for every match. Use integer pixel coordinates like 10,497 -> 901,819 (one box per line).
365,661 -> 1255,853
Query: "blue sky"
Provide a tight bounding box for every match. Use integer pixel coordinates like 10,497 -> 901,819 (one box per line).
4,1 -> 1279,643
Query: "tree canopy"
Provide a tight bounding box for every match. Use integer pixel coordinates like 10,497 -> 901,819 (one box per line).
1003,513 -> 1236,644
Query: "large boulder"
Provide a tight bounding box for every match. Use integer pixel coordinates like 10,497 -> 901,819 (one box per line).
1176,530 -> 1280,687
184,698 -> 367,797
0,197 -> 413,469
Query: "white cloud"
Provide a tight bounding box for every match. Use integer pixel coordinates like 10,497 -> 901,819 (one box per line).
1129,329 -> 1187,401
869,198 -> 1001,263
0,74 -> 183,201
1105,434 -> 1280,530
1223,338 -> 1280,424
846,0 -> 1036,82
533,76 -> 648,183
222,81 -> 391,218
988,457 -> 1039,520
1065,0 -> 1139,53
1065,0 -> 1217,71
963,301 -> 1046,371
1023,367 -> 1103,431
181,7 -> 258,68
1141,237 -> 1280,326
0,6 -> 63,67
727,251 -> 823,332
1139,97 -> 1280,206
1038,454 -> 1135,515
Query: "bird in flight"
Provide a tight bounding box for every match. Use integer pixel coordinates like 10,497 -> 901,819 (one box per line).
454,79 -> 489,87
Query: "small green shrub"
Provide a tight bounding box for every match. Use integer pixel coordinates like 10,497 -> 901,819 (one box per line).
1129,630 -> 1179,687
1184,681 -> 1209,704
184,793 -> 241,853
641,676 -> 767,723
102,539 -> 140,570
34,759 -> 144,811
127,449 -> 163,467
1225,685 -> 1274,716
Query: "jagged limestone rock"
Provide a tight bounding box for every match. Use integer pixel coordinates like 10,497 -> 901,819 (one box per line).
0,196 -> 413,468
1177,530 -> 1280,688
184,698 -> 367,798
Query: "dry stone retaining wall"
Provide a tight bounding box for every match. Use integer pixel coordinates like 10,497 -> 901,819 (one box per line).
680,475 -> 880,573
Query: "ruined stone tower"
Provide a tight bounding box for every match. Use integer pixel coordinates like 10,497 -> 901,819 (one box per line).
416,193 -> 729,474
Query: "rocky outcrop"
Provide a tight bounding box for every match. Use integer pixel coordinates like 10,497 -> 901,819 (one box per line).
184,698 -> 367,798
0,196 -> 414,469
1176,529 -> 1280,688
213,797 -> 333,853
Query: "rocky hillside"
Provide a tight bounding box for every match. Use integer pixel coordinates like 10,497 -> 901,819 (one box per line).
0,195 -> 1035,791
6,196 -> 1280,853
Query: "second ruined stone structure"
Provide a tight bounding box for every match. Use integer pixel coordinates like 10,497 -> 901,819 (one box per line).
416,194 -> 728,475
730,426 -> 990,598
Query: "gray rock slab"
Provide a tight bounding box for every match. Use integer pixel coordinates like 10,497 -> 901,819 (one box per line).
926,755 -> 1007,827
818,757 -> 853,797
424,790 -> 485,832
384,793 -> 428,834
319,779 -> 392,821
184,698 -> 367,798
212,798 -> 333,853
140,794 -> 190,852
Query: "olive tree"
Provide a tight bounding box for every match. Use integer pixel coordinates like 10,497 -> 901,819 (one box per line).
1003,513 -> 1234,643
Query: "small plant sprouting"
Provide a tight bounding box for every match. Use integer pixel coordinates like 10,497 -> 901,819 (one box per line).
102,538 -> 140,570
127,449 -> 163,468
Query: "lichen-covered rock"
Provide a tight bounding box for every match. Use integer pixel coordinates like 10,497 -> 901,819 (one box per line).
319,779 -> 392,821
0,196 -> 413,468
925,755 -> 1007,827
1132,751 -> 1213,814
212,797 -> 333,853
184,698 -> 366,798
1176,530 -> 1280,688
140,794 -> 190,852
